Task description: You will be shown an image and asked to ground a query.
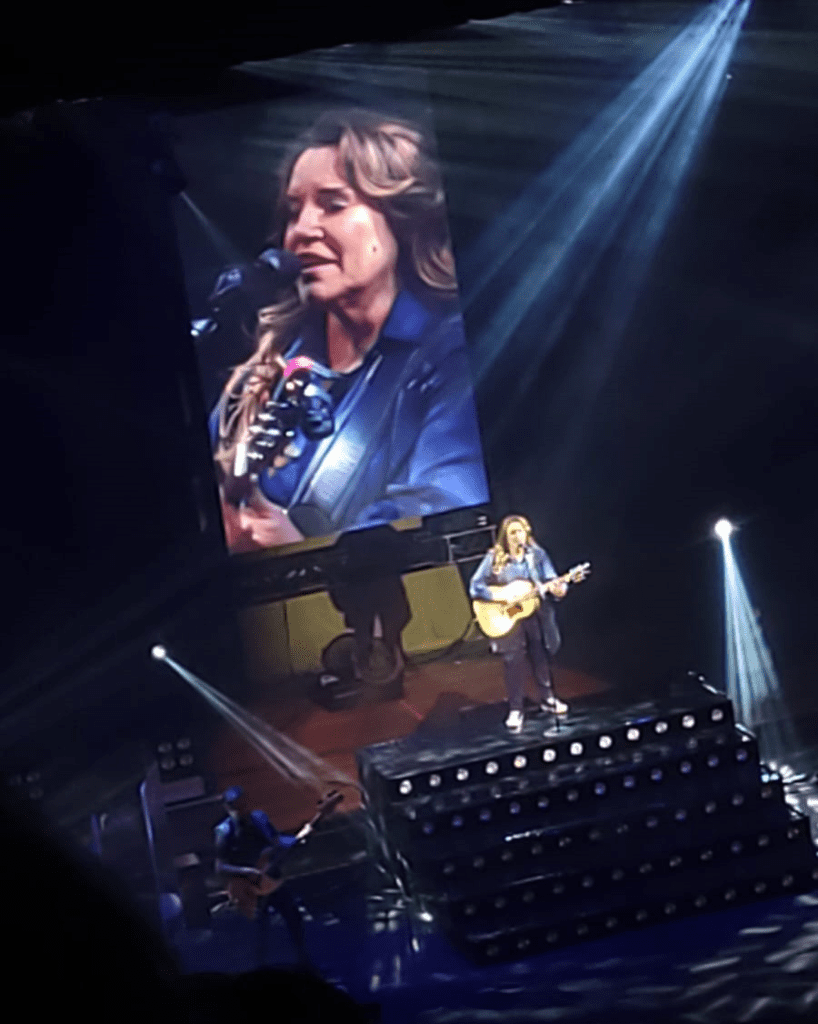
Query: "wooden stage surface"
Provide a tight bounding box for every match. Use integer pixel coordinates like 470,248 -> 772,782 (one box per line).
209,653 -> 611,831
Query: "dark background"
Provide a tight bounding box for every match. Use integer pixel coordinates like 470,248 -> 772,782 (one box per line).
2,0 -> 818,800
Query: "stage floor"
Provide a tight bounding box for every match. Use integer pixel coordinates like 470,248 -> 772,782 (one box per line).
35,646 -> 818,1024
206,652 -> 611,830
174,849 -> 818,1024
169,661 -> 818,1023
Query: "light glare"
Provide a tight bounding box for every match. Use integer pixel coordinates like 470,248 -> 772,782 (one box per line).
714,518 -> 734,540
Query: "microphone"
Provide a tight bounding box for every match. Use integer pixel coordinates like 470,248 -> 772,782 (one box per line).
208,248 -> 302,312
191,248 -> 302,338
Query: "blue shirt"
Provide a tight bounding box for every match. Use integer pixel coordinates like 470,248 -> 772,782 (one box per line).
211,289 -> 489,537
469,544 -> 558,601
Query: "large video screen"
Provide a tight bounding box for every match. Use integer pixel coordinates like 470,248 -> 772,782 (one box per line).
173,79 -> 490,554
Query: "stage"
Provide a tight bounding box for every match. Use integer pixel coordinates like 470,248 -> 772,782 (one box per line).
170,680 -> 818,1024
46,647 -> 818,1024
142,661 -> 818,1024
206,651 -> 611,828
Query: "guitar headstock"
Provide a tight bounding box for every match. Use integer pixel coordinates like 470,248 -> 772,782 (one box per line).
318,790 -> 344,815
568,562 -> 591,583
240,358 -> 336,481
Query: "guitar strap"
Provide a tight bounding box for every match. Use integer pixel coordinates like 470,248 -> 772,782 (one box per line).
286,316 -> 456,537
524,547 -> 544,590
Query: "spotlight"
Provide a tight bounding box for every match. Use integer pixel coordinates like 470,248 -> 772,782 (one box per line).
151,644 -> 167,661
714,518 -> 734,540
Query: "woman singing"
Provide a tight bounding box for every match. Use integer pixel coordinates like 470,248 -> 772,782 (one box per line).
470,515 -> 570,732
212,108 -> 488,552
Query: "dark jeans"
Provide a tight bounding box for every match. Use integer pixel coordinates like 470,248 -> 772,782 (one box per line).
495,614 -> 554,713
255,886 -> 311,969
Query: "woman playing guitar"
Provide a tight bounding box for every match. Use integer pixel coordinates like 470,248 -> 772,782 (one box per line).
469,515 -> 590,734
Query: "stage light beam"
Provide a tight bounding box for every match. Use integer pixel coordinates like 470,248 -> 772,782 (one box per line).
715,522 -> 799,773
152,650 -> 360,793
151,644 -> 167,661
461,0 -> 753,451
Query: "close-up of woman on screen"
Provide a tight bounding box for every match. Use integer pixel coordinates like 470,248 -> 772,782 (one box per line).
210,107 -> 489,553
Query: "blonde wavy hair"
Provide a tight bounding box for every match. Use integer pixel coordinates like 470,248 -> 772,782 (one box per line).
492,515 -> 536,572
215,108 -> 458,478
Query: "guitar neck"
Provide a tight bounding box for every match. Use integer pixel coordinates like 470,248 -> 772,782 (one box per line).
495,569 -> 582,608
285,793 -> 341,848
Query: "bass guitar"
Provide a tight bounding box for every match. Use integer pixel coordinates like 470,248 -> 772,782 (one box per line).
472,562 -> 591,639
224,790 -> 343,919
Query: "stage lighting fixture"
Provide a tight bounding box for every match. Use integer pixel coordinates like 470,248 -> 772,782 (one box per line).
151,644 -> 167,661
714,518 -> 734,540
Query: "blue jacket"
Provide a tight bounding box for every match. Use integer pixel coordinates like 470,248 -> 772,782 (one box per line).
469,543 -> 562,655
211,289 -> 489,538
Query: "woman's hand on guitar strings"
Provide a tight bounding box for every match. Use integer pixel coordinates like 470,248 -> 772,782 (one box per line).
220,491 -> 305,551
549,579 -> 569,599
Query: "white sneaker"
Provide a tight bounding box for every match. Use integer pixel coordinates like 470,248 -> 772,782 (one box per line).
505,710 -> 524,732
541,696 -> 569,715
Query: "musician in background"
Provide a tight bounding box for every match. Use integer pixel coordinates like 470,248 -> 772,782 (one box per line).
470,515 -> 569,733
214,787 -> 313,971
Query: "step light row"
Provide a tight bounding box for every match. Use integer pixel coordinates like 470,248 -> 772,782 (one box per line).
455,861 -> 818,964
393,736 -> 761,840
445,815 -> 812,923
413,781 -> 785,884
387,703 -> 735,801
390,727 -> 753,820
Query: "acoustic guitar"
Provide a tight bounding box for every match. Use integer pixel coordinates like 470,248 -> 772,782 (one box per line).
472,562 -> 591,639
224,790 -> 343,919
